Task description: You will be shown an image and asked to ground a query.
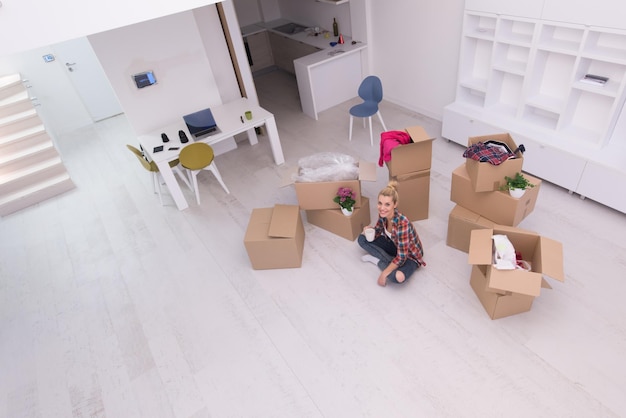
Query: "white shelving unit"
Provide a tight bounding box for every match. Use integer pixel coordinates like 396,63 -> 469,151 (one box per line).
443,7 -> 626,214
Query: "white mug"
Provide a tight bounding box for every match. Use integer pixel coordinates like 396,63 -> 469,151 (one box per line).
365,228 -> 375,242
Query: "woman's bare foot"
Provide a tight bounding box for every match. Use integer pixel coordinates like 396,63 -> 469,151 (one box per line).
377,274 -> 387,287
396,271 -> 405,283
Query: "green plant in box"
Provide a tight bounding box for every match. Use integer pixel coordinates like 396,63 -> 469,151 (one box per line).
500,172 -> 535,191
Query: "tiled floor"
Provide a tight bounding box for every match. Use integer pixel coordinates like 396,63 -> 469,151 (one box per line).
1,69 -> 625,417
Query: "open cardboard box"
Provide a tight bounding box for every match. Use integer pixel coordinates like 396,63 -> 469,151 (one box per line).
467,226 -> 565,319
283,160 -> 377,210
306,196 -> 371,241
465,133 -> 524,192
385,125 -> 435,176
244,204 -> 305,270
451,164 -> 540,226
469,265 -> 536,319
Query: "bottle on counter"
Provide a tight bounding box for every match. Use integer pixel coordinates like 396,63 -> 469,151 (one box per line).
333,18 -> 339,37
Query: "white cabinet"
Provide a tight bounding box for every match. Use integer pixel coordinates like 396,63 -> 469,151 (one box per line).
515,136 -> 587,192
441,105 -> 500,145
577,161 -> 626,214
443,9 -> 626,213
295,47 -> 365,120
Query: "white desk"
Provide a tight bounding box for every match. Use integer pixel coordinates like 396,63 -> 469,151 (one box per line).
138,97 -> 285,211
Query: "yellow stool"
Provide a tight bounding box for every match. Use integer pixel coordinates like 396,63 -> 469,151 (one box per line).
126,144 -> 191,205
179,142 -> 230,204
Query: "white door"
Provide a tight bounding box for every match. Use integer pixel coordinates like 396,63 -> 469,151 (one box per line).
51,37 -> 123,122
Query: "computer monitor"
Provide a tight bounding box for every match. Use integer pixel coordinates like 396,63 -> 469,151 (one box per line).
183,108 -> 218,138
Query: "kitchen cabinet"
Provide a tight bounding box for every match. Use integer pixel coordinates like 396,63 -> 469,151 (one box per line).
268,32 -> 321,74
245,31 -> 274,73
295,44 -> 366,120
442,7 -> 626,213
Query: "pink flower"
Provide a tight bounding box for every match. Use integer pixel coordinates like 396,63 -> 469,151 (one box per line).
333,187 -> 356,211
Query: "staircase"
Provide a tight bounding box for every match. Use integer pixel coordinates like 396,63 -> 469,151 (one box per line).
0,73 -> 75,216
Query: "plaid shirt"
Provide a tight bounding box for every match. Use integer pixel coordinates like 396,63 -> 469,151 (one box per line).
463,141 -> 512,165
375,209 -> 426,267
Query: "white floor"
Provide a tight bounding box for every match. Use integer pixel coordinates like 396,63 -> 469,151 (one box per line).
1,70 -> 626,418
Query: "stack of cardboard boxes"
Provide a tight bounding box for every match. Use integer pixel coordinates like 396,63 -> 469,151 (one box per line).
384,126 -> 435,221
447,133 -> 565,319
243,160 -> 377,269
302,161 -> 376,242
447,133 -> 541,252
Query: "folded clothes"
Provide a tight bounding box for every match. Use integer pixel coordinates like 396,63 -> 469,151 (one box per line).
463,141 -> 514,165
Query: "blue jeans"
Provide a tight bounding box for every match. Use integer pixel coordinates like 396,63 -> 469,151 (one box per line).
357,233 -> 419,283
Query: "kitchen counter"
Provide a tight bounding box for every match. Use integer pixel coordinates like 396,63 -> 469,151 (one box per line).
241,24 -> 266,37
242,19 -> 365,53
241,19 -> 368,120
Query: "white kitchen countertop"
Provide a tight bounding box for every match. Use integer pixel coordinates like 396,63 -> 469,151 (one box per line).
241,19 -> 366,54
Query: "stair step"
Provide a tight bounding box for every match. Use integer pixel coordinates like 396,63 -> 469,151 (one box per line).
0,156 -> 65,189
0,74 -> 25,101
0,124 -> 47,148
0,108 -> 40,136
0,90 -> 33,118
0,174 -> 75,217
0,141 -> 56,172
0,74 -> 21,88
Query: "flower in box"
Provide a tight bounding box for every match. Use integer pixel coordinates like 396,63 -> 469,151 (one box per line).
333,186 -> 356,211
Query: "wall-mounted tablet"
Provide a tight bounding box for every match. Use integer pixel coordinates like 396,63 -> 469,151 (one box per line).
132,71 -> 157,89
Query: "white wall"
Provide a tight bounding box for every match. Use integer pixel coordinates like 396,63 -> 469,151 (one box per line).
369,0 -> 465,121
0,0 -> 220,57
0,46 -> 93,136
193,6 -> 243,104
88,7 -> 233,136
278,0 -> 352,36
233,0 -> 263,26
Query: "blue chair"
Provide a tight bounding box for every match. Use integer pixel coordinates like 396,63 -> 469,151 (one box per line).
348,75 -> 388,146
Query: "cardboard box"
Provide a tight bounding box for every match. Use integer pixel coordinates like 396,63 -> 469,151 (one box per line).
244,204 -> 305,270
385,125 -> 435,176
305,196 -> 371,241
469,265 -> 535,319
287,161 -> 377,210
450,164 -> 540,226
467,226 -> 564,319
394,169 -> 430,221
446,205 -> 495,253
465,133 -> 524,192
